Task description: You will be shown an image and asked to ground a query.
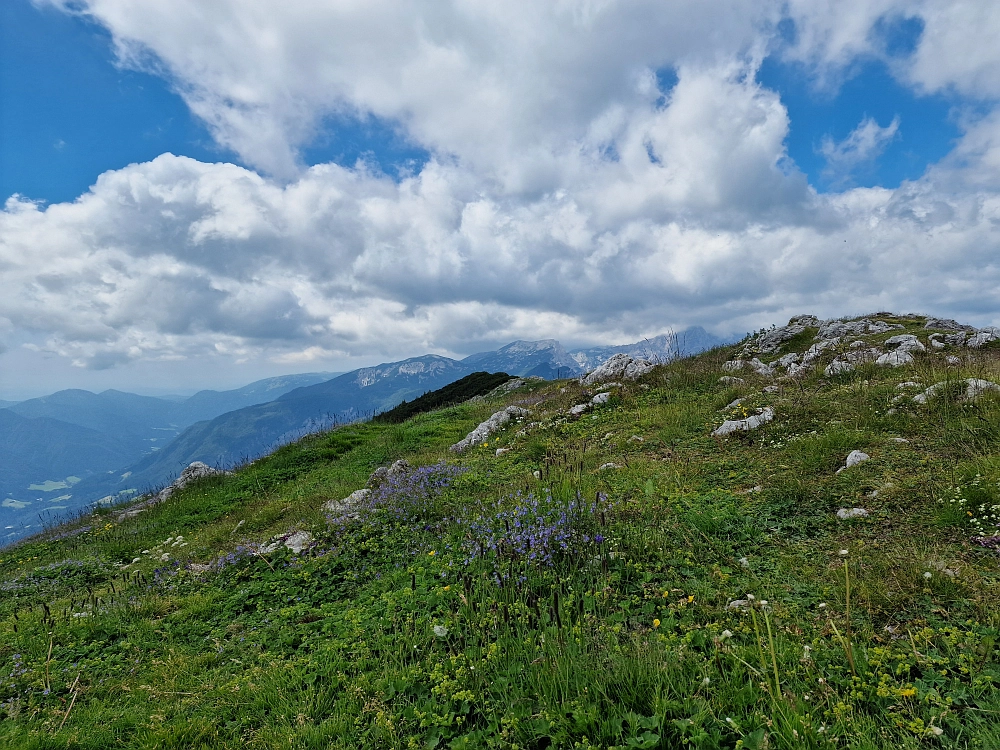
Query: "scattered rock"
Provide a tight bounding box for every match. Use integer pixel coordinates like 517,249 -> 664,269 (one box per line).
712,407 -> 775,437
875,350 -> 913,367
580,353 -> 655,385
825,359 -> 854,377
284,531 -> 314,554
450,406 -> 531,452
568,403 -> 590,417
967,328 -> 1000,348
591,392 -> 612,405
913,378 -> 1000,404
966,378 -> 1000,399
836,508 -> 869,520
890,437 -> 909,443
598,463 -> 621,471
944,332 -> 968,346
928,334 -> 946,349
924,317 -> 970,332
628,435 -> 644,443
946,355 -> 961,365
724,398 -> 744,410
884,334 -> 926,353
323,488 -> 371,519
367,459 -> 411,488
763,385 -> 780,393
725,599 -> 750,611
719,376 -> 745,385
722,360 -> 747,372
836,450 -> 870,473
896,381 -> 922,390
496,447 -> 510,456
262,530 -> 314,555
596,382 -> 622,391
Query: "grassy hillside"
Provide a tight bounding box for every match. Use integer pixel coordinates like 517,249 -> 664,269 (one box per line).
3,314 -> 1000,749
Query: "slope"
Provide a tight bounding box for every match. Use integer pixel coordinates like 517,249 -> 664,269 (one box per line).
3,312 -> 1000,748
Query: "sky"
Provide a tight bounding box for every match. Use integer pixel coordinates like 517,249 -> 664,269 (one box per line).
2,0 -> 1000,400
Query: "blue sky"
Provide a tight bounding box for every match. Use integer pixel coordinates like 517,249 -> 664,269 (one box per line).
3,0 -> 960,203
1,0 -> 999,399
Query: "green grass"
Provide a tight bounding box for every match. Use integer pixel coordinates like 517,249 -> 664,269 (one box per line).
3,318 -> 1000,748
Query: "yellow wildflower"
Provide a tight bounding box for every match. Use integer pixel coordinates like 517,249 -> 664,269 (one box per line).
653,619 -> 661,628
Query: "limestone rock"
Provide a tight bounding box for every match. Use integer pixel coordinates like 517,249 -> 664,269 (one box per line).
569,403 -> 590,417
591,392 -> 612,405
450,406 -> 531,452
262,530 -> 314,554
367,459 -> 411,488
836,451 -> 870,473
946,355 -> 961,365
924,317 -> 970,331
580,353 -> 655,385
876,350 -> 913,367
323,488 -> 371,519
884,334 -> 926,353
712,407 -> 775,437
967,328 -> 1000,348
913,378 -> 1000,404
719,376 -> 745,385
836,508 -> 869,520
825,359 -> 854,377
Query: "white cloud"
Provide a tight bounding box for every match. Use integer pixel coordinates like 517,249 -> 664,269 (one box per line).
820,115 -> 900,184
3,0 -> 1000,382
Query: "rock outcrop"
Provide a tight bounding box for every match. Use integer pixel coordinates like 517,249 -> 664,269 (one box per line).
450,406 -> 530,452
580,354 -> 655,385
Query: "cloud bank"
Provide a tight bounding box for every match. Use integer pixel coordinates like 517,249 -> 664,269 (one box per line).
3,0 -> 1000,373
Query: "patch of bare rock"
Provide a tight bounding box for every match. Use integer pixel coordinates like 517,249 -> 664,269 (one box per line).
450,406 -> 531,452
579,353 -> 655,386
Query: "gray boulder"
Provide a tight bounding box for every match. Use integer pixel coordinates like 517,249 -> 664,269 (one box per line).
450,406 -> 531,452
712,407 -> 775,437
884,334 -> 926,353
580,353 -> 655,385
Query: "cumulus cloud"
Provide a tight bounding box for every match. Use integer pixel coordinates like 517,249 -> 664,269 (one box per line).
3,0 -> 1000,376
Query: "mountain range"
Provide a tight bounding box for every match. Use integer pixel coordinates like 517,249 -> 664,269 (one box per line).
1,328 -> 728,544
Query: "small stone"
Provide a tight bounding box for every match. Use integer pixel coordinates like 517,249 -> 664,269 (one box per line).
836,450 -> 870,473
763,385 -> 780,393
719,376 -> 745,385
568,404 -> 590,416
598,462 -> 621,471
946,355 -> 961,365
284,531 -> 313,554
896,381 -> 922,390
712,407 -> 775,437
724,398 -> 744,410
726,599 -> 749,611
495,447 -> 510,456
890,437 -> 909,443
591,392 -> 611,405
836,508 -> 869,520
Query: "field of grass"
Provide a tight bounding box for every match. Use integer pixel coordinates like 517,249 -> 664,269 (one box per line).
2,314 -> 1000,749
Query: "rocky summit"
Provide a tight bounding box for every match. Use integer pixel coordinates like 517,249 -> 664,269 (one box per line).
3,312 -> 1000,749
